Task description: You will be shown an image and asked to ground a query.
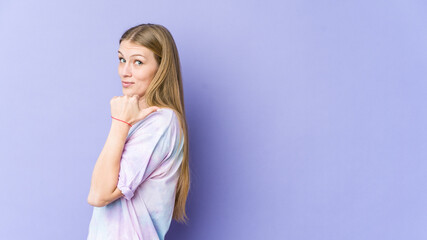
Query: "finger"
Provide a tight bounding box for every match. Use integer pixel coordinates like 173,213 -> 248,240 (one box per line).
144,106 -> 160,113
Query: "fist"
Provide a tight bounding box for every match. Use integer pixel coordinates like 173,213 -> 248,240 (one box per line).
110,95 -> 160,126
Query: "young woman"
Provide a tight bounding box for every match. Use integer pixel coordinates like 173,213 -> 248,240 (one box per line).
86,23 -> 190,240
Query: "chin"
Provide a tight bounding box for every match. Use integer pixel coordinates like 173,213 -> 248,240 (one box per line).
122,90 -> 132,96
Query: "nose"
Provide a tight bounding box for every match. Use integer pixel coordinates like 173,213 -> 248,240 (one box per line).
119,61 -> 132,78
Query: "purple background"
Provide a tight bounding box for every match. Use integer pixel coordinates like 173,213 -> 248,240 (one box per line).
1,0 -> 426,239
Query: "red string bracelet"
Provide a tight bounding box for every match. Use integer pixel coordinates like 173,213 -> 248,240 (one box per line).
111,115 -> 132,127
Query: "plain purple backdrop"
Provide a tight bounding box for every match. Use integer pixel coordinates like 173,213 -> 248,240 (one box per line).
0,0 -> 426,239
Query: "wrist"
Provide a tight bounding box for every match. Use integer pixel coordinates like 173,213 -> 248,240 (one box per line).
111,119 -> 132,128
111,115 -> 133,127
109,120 -> 131,139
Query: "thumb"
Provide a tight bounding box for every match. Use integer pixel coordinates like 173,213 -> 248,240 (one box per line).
150,106 -> 161,113
139,106 -> 161,119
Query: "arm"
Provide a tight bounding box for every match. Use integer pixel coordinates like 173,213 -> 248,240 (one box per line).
87,121 -> 130,207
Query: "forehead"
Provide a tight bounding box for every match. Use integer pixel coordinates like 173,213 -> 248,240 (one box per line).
118,40 -> 153,57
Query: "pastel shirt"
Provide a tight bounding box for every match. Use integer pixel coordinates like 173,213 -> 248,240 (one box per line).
87,108 -> 184,240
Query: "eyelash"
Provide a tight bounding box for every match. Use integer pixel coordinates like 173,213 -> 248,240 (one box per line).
118,57 -> 143,65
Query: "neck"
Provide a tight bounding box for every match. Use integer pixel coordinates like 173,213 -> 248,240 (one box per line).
139,96 -> 148,110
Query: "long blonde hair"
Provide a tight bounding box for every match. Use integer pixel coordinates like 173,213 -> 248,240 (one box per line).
119,23 -> 190,224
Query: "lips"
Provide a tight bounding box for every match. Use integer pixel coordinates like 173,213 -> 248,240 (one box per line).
122,81 -> 134,87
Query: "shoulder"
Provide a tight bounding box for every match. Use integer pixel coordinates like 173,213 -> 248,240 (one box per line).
148,107 -> 176,123
134,107 -> 177,131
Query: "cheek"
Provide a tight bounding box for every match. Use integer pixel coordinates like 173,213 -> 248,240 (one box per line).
133,70 -> 148,82
135,68 -> 157,82
149,65 -> 159,79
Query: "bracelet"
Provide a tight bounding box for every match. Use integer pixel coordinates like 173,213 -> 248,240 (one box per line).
111,115 -> 132,127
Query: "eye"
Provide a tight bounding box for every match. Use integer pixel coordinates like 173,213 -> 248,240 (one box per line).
119,57 -> 125,63
135,60 -> 142,65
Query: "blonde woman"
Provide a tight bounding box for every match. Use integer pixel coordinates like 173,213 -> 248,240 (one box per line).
86,23 -> 190,240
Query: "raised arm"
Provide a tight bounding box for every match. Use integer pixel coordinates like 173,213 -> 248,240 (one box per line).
87,121 -> 129,207
87,95 -> 160,207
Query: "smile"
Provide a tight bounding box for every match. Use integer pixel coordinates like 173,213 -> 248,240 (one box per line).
122,82 -> 134,87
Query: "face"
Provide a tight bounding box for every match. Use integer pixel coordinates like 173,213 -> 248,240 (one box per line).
118,40 -> 159,98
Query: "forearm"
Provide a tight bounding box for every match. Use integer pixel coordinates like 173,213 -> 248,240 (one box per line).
88,121 -> 130,202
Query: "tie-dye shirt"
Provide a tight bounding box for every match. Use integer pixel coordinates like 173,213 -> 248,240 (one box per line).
87,108 -> 184,240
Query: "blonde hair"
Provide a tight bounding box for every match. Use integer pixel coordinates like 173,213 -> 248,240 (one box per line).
119,23 -> 190,224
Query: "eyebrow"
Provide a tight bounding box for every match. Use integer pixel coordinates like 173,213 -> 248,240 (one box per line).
118,50 -> 145,58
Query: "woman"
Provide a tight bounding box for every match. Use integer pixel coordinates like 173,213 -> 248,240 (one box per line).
86,23 -> 190,240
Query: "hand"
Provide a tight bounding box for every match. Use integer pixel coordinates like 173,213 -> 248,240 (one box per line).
110,95 -> 160,126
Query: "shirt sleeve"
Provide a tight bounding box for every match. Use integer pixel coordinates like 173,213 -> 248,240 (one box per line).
117,109 -> 176,200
